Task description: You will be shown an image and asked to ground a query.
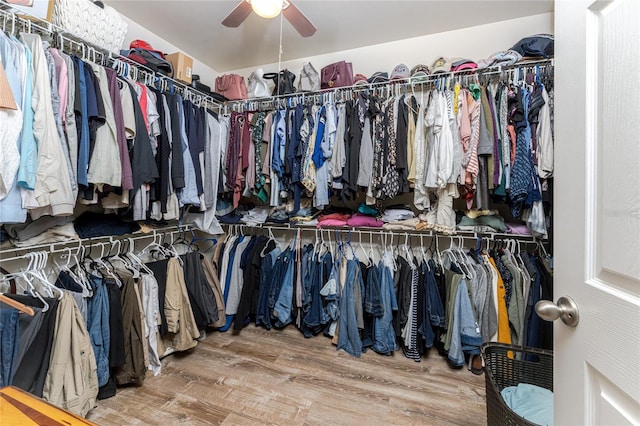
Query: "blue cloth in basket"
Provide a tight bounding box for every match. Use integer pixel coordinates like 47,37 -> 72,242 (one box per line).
501,383 -> 553,426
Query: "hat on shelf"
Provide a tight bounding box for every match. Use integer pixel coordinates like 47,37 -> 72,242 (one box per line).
368,71 -> 389,84
450,58 -> 478,72
353,73 -> 369,85
390,64 -> 410,81
129,39 -> 166,59
431,57 -> 452,74
410,64 -> 430,82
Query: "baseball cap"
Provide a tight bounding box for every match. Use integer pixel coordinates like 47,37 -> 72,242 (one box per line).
390,63 -> 410,80
431,57 -> 452,74
353,73 -> 368,85
130,39 -> 166,59
368,72 -> 389,84
410,64 -> 430,82
451,58 -> 477,72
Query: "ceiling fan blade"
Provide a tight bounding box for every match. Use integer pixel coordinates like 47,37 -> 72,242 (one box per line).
283,1 -> 317,37
222,0 -> 252,28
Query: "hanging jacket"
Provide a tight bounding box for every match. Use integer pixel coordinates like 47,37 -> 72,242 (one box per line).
43,293 -> 98,417
115,271 -> 146,385
200,246 -> 227,328
157,257 -> 200,356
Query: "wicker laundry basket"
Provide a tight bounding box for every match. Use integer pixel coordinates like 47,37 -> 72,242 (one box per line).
481,343 -> 554,426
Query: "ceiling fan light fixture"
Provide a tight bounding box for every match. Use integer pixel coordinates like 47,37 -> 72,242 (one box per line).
251,0 -> 284,19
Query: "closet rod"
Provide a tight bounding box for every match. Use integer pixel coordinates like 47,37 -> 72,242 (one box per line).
227,58 -> 554,109
0,224 -> 193,262
220,223 -> 541,243
0,5 -> 221,111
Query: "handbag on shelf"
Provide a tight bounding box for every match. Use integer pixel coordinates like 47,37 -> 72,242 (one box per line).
263,69 -> 296,96
320,61 -> 354,89
298,62 -> 320,92
215,73 -> 248,100
247,68 -> 272,99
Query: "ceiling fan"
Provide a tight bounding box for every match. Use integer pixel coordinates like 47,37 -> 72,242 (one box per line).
222,0 -> 317,37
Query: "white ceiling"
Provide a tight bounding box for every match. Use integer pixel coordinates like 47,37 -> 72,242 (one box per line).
108,0 -> 553,73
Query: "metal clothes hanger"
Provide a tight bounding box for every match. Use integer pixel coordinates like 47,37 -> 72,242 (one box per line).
125,237 -> 154,275
107,239 -> 139,279
54,246 -> 92,297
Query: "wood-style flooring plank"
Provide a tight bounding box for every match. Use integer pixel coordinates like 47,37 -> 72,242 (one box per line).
86,325 -> 486,425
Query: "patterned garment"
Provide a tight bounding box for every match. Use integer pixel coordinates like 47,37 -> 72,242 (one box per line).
252,112 -> 267,201
403,264 -> 421,362
509,88 -> 534,218
225,112 -> 243,192
382,97 -> 399,199
370,96 -> 385,200
493,252 -> 513,307
301,106 -> 318,193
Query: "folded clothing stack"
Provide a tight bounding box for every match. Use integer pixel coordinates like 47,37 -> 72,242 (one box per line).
240,207 -> 271,227
382,218 -> 421,231
266,209 -> 289,224
290,207 -> 320,224
317,212 -> 350,228
74,211 -> 140,238
457,214 -> 507,233
5,215 -> 79,247
381,205 -> 415,223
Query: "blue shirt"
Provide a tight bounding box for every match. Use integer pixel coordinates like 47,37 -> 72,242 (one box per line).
74,57 -> 90,186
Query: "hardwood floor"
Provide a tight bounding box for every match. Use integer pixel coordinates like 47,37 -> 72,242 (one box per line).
86,326 -> 487,425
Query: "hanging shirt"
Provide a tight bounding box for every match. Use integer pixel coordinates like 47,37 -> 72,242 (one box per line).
0,36 -> 23,200
15,38 -> 37,193
20,33 -> 74,219
87,63 -> 121,187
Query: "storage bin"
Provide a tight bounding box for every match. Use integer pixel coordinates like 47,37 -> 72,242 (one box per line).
52,0 -> 127,53
481,343 -> 553,426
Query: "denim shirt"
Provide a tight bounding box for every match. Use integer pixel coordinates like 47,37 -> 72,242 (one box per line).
256,247 -> 281,329
273,247 -> 295,328
448,278 -> 482,367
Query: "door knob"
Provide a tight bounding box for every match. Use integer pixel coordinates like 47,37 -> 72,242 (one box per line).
535,296 -> 580,327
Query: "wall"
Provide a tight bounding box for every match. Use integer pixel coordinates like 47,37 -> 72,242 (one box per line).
120,15 -> 219,88
226,13 -> 553,79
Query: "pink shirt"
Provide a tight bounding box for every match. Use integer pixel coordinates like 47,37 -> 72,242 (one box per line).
49,49 -> 68,124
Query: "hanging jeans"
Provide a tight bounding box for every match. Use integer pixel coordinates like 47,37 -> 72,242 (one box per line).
373,257 -> 398,355
320,258 -> 341,336
337,259 -> 364,357
0,307 -> 19,387
364,263 -> 383,317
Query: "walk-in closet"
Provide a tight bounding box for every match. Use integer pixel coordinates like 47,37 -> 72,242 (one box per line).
0,1 -> 638,425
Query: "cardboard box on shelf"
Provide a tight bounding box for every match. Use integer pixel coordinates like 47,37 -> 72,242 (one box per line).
166,52 -> 193,84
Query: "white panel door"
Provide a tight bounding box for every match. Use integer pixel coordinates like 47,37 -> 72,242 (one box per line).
554,0 -> 640,424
